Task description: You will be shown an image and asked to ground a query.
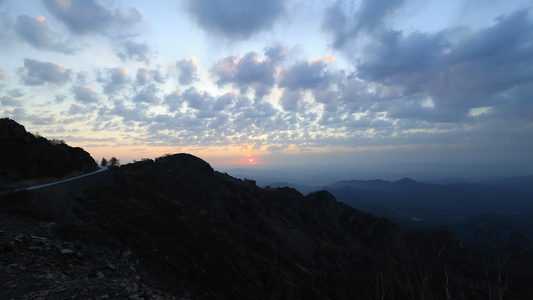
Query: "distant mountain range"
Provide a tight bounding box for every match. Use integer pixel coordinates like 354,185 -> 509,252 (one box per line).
268,176 -> 533,234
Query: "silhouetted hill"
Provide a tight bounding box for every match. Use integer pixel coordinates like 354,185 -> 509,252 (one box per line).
6,153 -> 532,299
0,118 -> 98,190
267,181 -> 318,195
481,175 -> 533,194
321,178 -> 533,232
1,124 -> 533,298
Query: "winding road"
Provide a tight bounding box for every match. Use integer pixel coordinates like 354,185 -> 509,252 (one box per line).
0,166 -> 109,195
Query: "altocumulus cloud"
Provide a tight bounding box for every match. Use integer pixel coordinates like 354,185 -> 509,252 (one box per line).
176,58 -> 199,86
1,95 -> 22,107
136,67 -> 167,86
117,40 -> 151,63
18,59 -> 72,86
2,0 -> 531,164
184,0 -> 284,39
133,84 -> 160,104
323,6 -> 533,125
99,67 -> 130,96
73,85 -> 99,104
322,0 -> 403,49
212,51 -> 278,99
14,15 -> 76,54
278,56 -> 335,91
42,0 -> 143,35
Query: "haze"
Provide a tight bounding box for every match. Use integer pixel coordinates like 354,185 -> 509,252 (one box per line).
1,0 -> 532,180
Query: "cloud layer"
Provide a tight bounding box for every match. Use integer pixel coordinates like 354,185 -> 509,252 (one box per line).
1,0 -> 532,170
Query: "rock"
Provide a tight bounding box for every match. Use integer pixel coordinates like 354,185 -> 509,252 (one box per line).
124,286 -> 132,295
60,249 -> 74,255
54,285 -> 66,293
38,289 -> 49,297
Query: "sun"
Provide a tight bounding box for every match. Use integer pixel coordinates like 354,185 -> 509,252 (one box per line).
245,156 -> 258,165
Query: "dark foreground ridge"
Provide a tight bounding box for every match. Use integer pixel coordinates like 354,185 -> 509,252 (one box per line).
1,123 -> 533,299
0,118 -> 98,190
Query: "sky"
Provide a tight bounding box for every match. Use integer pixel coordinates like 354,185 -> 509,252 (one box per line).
1,0 -> 532,179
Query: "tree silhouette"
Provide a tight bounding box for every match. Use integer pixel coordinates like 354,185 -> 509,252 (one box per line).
471,215 -> 532,300
109,157 -> 120,167
100,157 -> 108,167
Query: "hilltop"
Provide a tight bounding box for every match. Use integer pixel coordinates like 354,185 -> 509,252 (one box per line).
0,118 -> 98,190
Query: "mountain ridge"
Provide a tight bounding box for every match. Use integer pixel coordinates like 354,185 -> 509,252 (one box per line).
0,118 -> 98,190
2,120 -> 533,299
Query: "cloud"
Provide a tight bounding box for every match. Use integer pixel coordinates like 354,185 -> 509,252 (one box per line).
0,13 -> 15,45
136,68 -> 150,85
356,8 -> 533,119
212,92 -> 236,111
117,40 -> 151,63
278,56 -> 335,91
212,51 -> 278,99
55,94 -> 67,103
491,81 -> 533,122
322,0 -> 403,48
181,86 -> 213,110
18,59 -> 72,86
279,89 -> 304,112
264,45 -> 287,61
133,84 -> 160,104
312,88 -> 342,112
42,0 -> 143,35
239,99 -> 277,120
184,0 -> 284,39
176,58 -> 199,85
337,76 -> 380,113
14,15 -> 76,53
163,89 -> 182,112
99,67 -> 129,95
1,95 -> 22,107
68,103 -> 92,115
28,114 -> 58,125
0,67 -> 8,90
109,100 -> 150,123
355,0 -> 403,33
73,85 -> 100,103
136,67 -> 167,85
357,29 -> 449,94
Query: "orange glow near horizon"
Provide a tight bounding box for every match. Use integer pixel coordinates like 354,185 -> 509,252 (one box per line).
78,143 -> 269,167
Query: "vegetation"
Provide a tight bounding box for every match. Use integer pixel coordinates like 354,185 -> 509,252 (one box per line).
108,157 -> 120,166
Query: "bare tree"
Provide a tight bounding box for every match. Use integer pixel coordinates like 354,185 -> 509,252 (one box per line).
472,215 -> 531,300
399,229 -> 453,300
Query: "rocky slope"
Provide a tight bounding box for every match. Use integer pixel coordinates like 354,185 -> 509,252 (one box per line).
0,118 -> 98,190
2,120 -> 532,299
4,152 -> 520,299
